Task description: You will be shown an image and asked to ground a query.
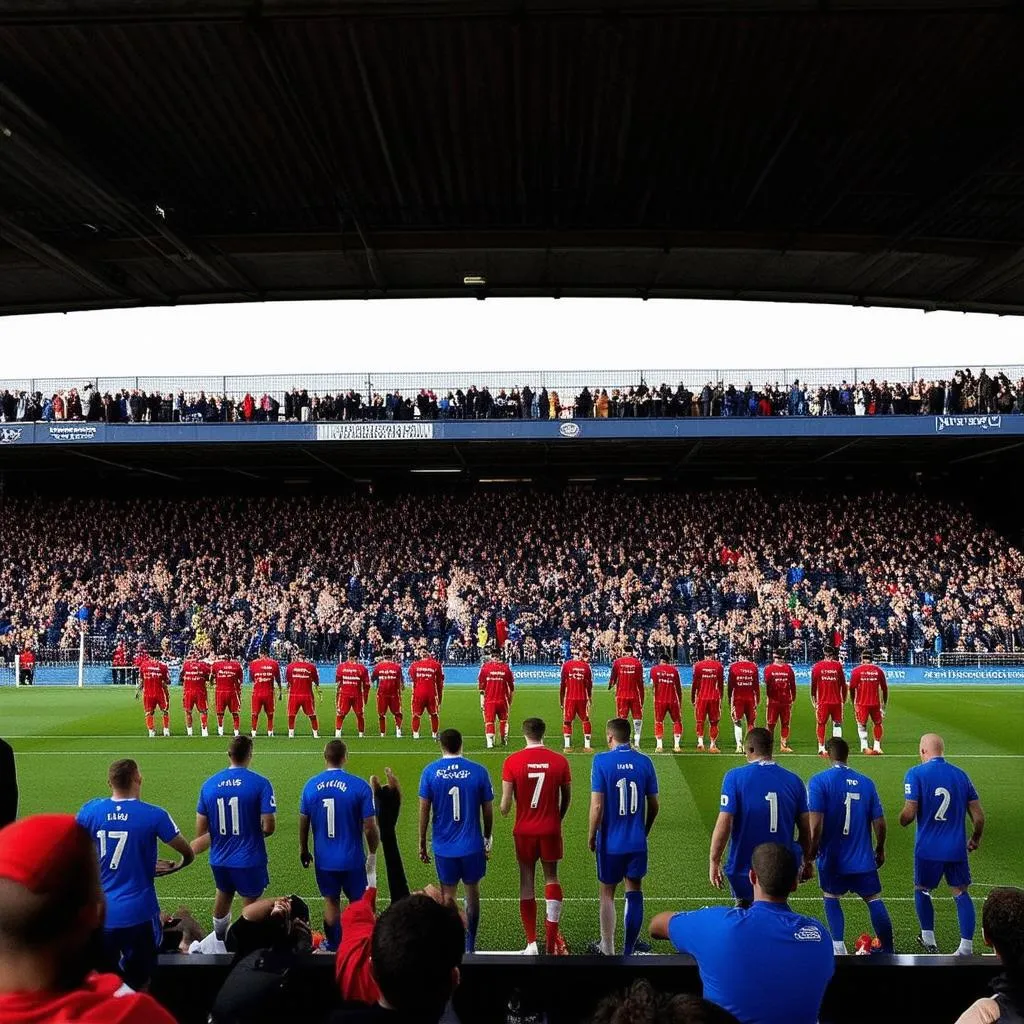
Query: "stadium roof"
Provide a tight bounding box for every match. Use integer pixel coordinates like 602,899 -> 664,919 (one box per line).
3,1 -> 1024,316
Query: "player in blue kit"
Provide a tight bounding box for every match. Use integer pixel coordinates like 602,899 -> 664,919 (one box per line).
299,739 -> 380,952
76,758 -> 195,989
807,737 -> 893,954
194,735 -> 277,942
710,727 -> 811,906
588,718 -> 659,956
900,732 -> 985,955
418,728 -> 494,952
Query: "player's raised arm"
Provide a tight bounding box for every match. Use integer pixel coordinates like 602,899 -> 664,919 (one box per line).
967,797 -> 985,852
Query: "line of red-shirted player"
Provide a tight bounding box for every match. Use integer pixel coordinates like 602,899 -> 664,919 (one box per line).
135,642 -> 889,756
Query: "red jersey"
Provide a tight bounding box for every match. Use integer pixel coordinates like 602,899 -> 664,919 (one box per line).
560,659 -> 593,704
336,660 -> 371,697
249,657 -> 281,693
811,659 -> 847,705
850,664 -> 888,707
20,650 -> 34,670
650,663 -> 682,704
610,656 -> 644,701
691,659 -> 724,702
501,745 -> 571,837
763,663 -> 797,704
371,660 -> 404,696
0,972 -> 176,1023
180,658 -> 211,690
211,659 -> 244,694
727,661 -> 760,703
478,660 -> 515,703
139,658 -> 169,699
334,888 -> 380,1004
409,657 -> 445,699
285,660 -> 319,696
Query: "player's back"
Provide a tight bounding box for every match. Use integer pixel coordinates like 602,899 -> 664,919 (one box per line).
503,746 -> 570,836
728,660 -> 759,694
409,659 -> 442,691
249,657 -> 279,688
651,663 -> 681,698
140,660 -> 166,689
812,660 -> 845,701
561,659 -> 592,697
301,768 -> 374,870
212,659 -> 242,689
722,761 -> 807,872
592,745 -> 657,853
850,665 -> 885,704
182,659 -> 211,687
287,659 -> 318,692
808,764 -> 883,875
480,660 -> 512,700
764,664 -> 796,702
372,660 -> 403,691
336,660 -> 368,691
906,758 -> 978,862
612,657 -> 643,695
198,766 -> 275,867
76,797 -> 178,928
419,756 -> 493,856
692,659 -> 724,698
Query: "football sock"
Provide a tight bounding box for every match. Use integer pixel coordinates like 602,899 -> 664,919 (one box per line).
486,724 -> 495,749
378,715 -> 386,734
599,895 -> 616,955
162,713 -> 170,731
873,724 -> 884,749
673,722 -> 682,748
324,918 -> 341,950
857,725 -> 869,750
823,896 -> 845,947
187,725 -> 194,737
200,713 -> 209,731
430,713 -> 439,734
915,890 -> 936,937
544,883 -> 563,952
583,721 -> 592,749
816,724 -> 826,747
356,712 -> 365,732
563,727 -> 571,749
213,914 -> 231,941
465,893 -> 480,954
832,724 -> 843,738
411,714 -> 421,734
781,727 -> 790,744
336,714 -> 343,732
394,713 -> 403,730
288,715 -> 296,731
654,723 -> 664,742
733,723 -> 743,747
231,713 -> 240,732
709,724 -> 719,745
955,892 -> 976,942
145,713 -> 154,730
520,898 -> 538,944
185,712 -> 193,730
868,898 -> 894,953
633,719 -> 642,744
310,715 -> 319,735
623,890 -> 643,956
500,719 -> 509,743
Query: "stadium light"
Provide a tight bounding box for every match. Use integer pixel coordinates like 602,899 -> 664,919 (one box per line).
410,467 -> 462,474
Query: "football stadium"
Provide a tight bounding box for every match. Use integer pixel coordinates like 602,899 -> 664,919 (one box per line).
2,1 -> 1024,1023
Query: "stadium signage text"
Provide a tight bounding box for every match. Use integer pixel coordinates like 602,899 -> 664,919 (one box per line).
316,422 -> 435,441
558,421 -> 581,438
934,415 -> 1002,433
0,427 -> 23,444
48,424 -> 98,442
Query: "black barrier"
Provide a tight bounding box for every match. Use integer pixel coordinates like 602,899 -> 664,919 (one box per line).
150,953 -> 1001,1023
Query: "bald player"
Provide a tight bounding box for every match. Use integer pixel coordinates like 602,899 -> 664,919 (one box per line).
900,733 -> 985,955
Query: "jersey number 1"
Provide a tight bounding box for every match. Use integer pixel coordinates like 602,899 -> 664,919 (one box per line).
96,829 -> 129,869
216,796 -> 241,836
843,792 -> 861,836
765,791 -> 778,833
616,778 -> 639,816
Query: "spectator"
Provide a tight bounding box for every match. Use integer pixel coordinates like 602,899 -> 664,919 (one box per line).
0,738 -> 15,827
591,980 -> 740,1024
955,887 -> 1024,1023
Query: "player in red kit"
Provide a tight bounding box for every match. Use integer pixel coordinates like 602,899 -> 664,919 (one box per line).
691,653 -> 724,753
409,644 -> 445,741
180,652 -> 211,738
285,653 -> 321,738
372,649 -> 404,738
850,650 -> 888,755
560,648 -> 593,751
500,717 -> 572,955
608,643 -> 645,745
136,655 -> 170,738
763,648 -> 797,753
248,648 -> 282,738
335,643 -> 370,738
211,653 -> 244,737
727,649 -> 761,754
650,650 -> 683,753
479,648 -> 515,749
810,644 -> 847,756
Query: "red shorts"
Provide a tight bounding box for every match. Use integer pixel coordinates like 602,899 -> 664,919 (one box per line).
766,701 -> 793,729
816,702 -> 843,725
563,698 -> 589,722
376,692 -> 401,716
289,693 -> 315,717
855,704 -> 883,726
412,689 -> 439,716
655,700 -> 681,724
694,699 -> 721,724
514,833 -> 563,865
731,698 -> 757,725
216,690 -> 240,715
616,697 -> 643,720
251,690 -> 275,715
484,700 -> 509,723
183,687 -> 207,712
143,692 -> 168,714
337,691 -> 364,715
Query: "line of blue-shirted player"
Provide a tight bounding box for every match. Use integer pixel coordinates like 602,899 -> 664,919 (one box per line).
75,718 -> 985,993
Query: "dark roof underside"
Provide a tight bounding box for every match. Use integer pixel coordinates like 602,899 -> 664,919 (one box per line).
4,0 -> 1024,315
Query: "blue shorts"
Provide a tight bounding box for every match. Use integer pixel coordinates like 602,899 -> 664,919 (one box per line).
596,848 -> 647,886
103,917 -> 160,991
435,852 -> 487,887
315,865 -> 368,902
212,864 -> 269,899
818,867 -> 882,899
915,856 -> 972,890
727,871 -> 754,904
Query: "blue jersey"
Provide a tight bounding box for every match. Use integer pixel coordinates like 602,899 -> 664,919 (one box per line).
904,758 -> 979,862
76,797 -> 179,929
807,763 -> 884,876
591,744 -> 659,854
668,902 -> 834,1024
418,755 -> 494,857
299,769 -> 376,871
197,766 -> 276,868
720,760 -> 808,875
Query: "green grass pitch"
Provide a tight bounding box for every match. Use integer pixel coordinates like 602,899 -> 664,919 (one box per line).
2,684 -> 1022,955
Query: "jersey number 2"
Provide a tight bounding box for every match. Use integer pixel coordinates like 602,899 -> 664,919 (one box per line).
934,787 -> 951,822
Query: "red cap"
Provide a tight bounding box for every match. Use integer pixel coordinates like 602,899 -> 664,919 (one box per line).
0,815 -> 87,893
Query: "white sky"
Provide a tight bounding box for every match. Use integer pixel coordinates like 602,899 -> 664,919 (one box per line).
2,298 -> 1022,378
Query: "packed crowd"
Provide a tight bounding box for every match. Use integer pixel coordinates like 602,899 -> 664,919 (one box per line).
1,489 -> 1021,667
1,367 -> 1022,425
